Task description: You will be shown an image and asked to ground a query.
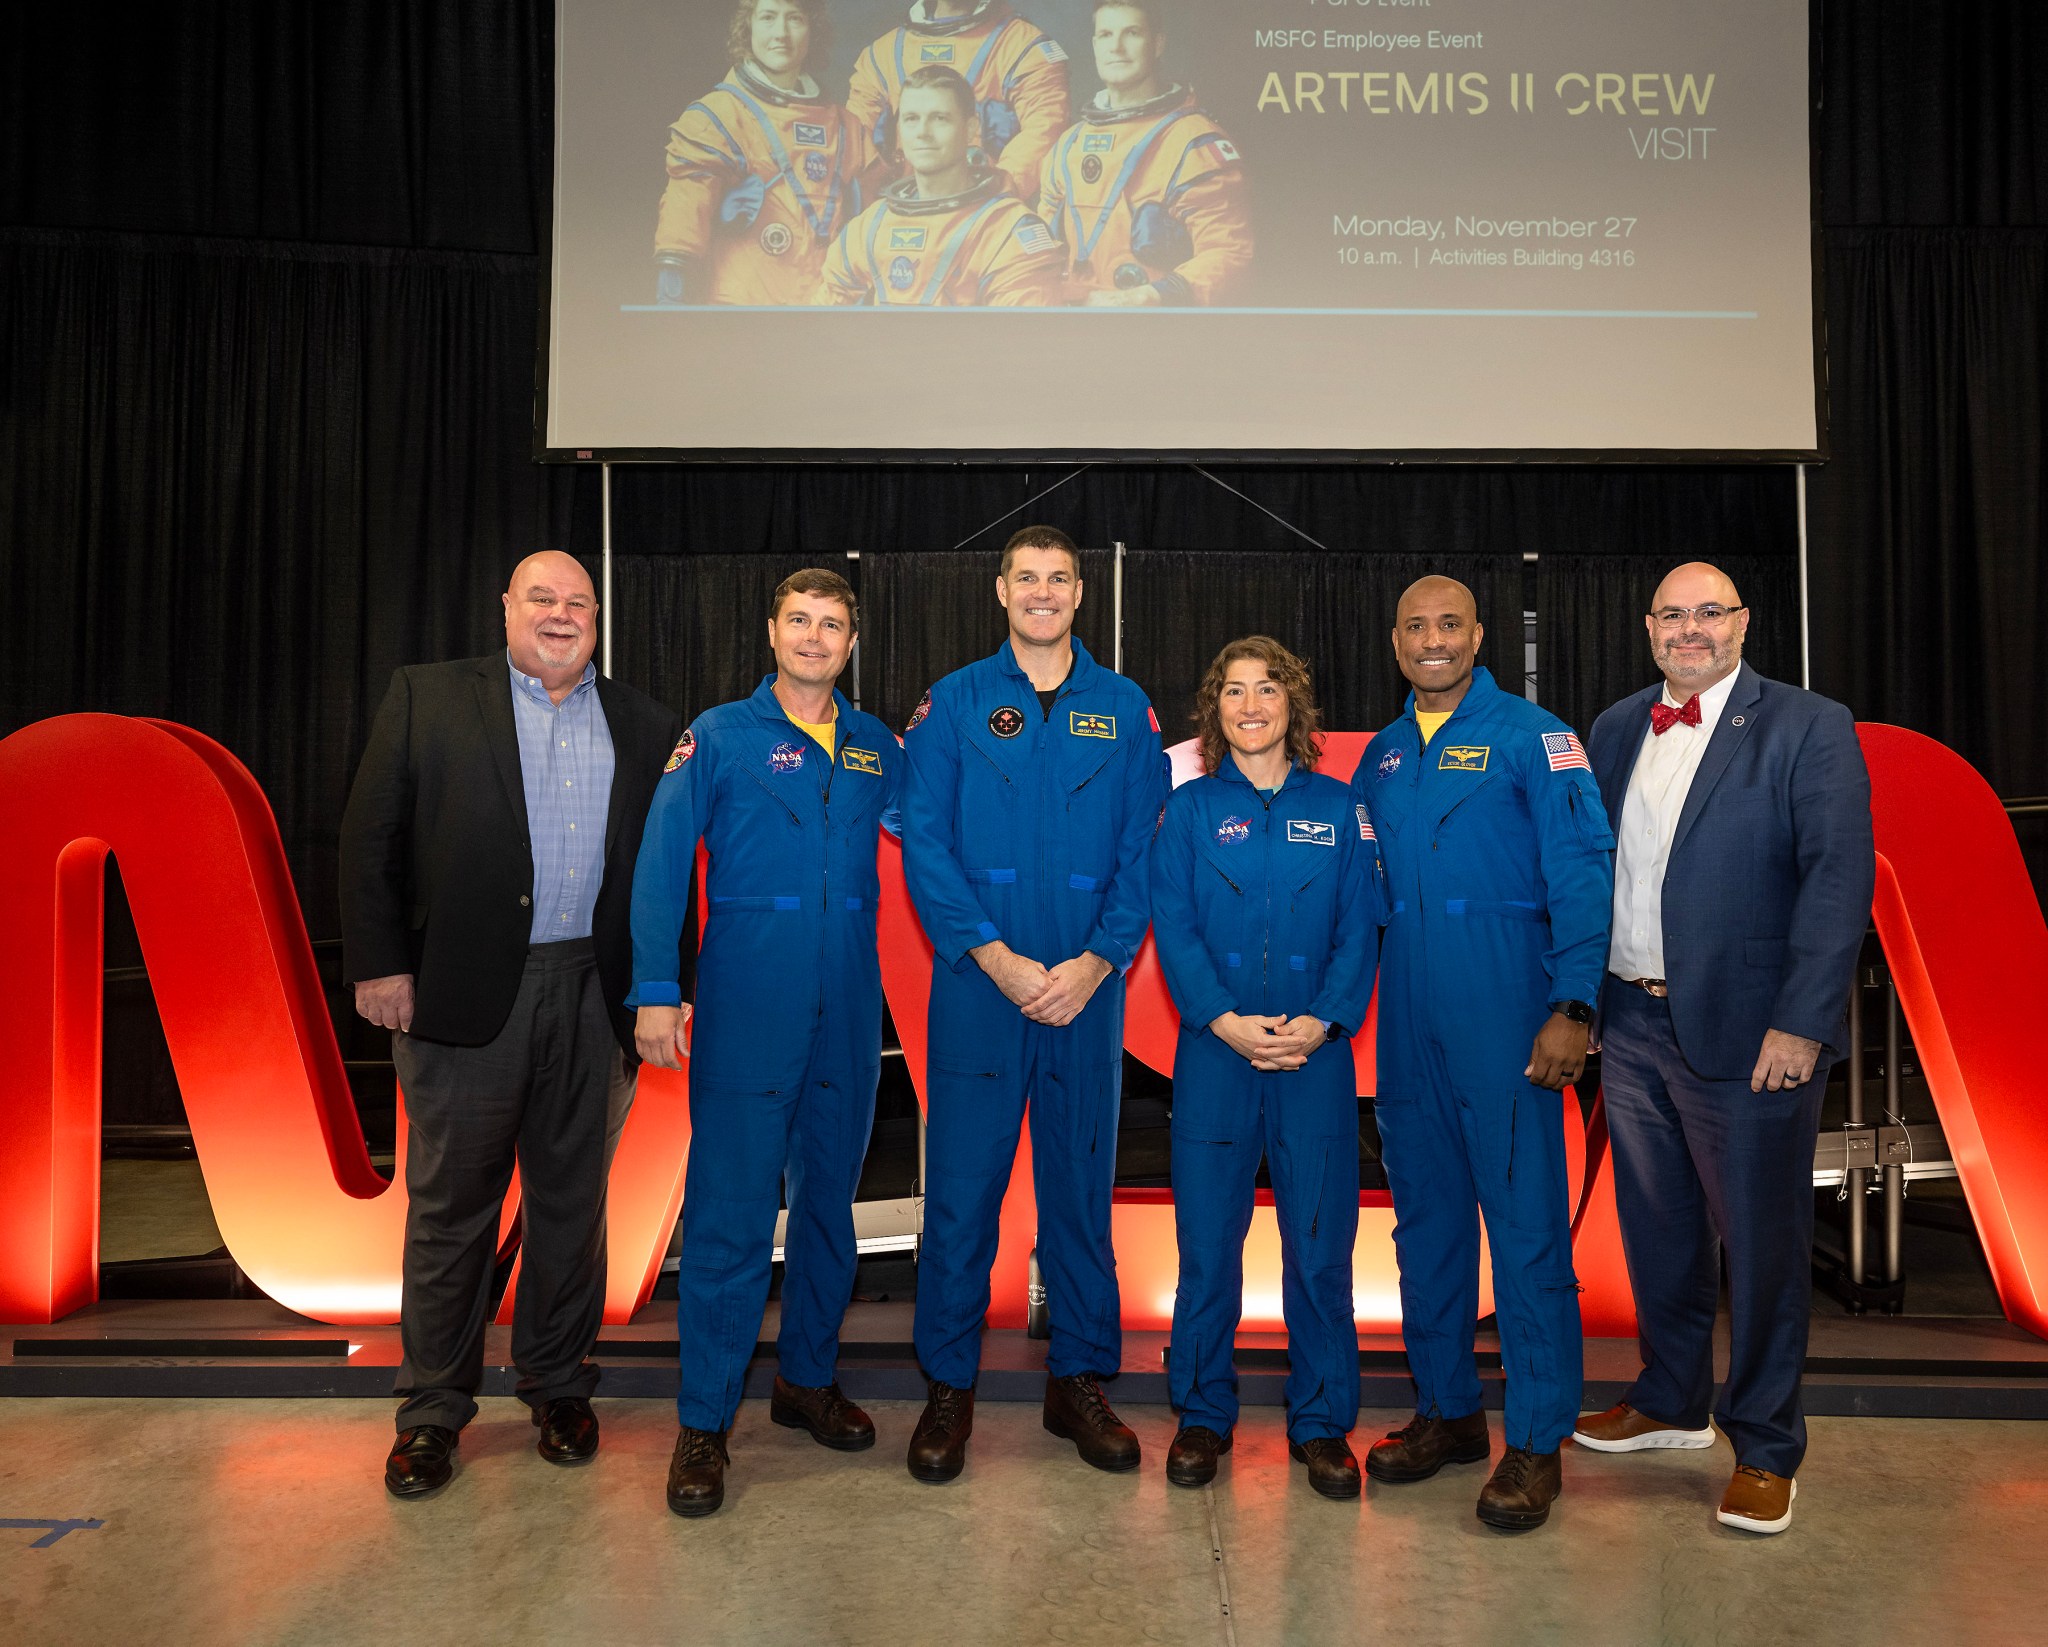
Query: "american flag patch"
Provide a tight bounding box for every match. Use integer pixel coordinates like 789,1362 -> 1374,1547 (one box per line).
1356,803 -> 1376,842
1543,731 -> 1591,772
1015,218 -> 1056,253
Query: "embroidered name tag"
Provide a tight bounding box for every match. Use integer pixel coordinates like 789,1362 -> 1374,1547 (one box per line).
1070,711 -> 1117,740
841,746 -> 883,776
1438,745 -> 1490,772
1287,819 -> 1336,847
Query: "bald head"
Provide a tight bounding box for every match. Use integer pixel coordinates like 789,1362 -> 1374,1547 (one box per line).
1392,574 -> 1484,707
1650,561 -> 1740,614
503,550 -> 599,696
1646,560 -> 1748,695
1396,575 -> 1478,628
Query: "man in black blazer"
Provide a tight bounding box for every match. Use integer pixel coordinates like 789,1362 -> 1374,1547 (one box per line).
341,550 -> 681,1498
1572,562 -> 1873,1537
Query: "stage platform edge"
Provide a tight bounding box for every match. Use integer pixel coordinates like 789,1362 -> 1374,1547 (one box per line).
5,1300 -> 2047,1420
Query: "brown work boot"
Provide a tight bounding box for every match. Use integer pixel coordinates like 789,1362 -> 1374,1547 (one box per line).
665,1426 -> 729,1518
1717,1465 -> 1797,1534
1043,1372 -> 1143,1472
1288,1435 -> 1362,1500
906,1381 -> 974,1484
1572,1401 -> 1716,1453
770,1375 -> 877,1452
1165,1425 -> 1231,1488
1365,1409 -> 1492,1483
1476,1445 -> 1562,1530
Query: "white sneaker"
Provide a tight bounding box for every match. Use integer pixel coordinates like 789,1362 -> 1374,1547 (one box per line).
1571,1402 -> 1718,1452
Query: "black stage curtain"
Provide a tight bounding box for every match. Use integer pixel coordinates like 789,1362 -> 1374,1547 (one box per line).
1537,557 -> 1803,740
0,227 -> 589,932
5,2 -> 2048,1132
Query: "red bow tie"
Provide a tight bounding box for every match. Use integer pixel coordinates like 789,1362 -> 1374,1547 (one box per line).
1651,695 -> 1703,735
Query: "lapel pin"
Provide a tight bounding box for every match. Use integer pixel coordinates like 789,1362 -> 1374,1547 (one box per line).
1732,715 -> 1745,726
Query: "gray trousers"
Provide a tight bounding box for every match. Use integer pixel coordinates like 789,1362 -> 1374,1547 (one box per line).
390,938 -> 634,1432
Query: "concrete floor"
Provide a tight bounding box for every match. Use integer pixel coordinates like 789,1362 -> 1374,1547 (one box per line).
5,1399 -> 2046,1646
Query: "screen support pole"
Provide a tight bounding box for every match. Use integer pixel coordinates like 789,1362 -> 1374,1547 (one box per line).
600,462 -> 615,679
1796,462 -> 1811,689
1113,541 -> 1126,674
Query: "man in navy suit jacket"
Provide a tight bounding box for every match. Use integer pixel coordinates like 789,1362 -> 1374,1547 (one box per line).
1570,563 -> 1873,1538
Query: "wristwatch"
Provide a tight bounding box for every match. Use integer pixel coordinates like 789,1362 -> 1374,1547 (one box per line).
1551,999 -> 1595,1026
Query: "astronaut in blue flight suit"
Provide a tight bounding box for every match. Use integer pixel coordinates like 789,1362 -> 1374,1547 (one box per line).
900,524 -> 1167,1484
1351,576 -> 1614,1533
628,569 -> 904,1520
1149,637 -> 1384,1500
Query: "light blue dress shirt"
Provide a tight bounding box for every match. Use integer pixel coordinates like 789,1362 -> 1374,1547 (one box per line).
508,652 -> 615,944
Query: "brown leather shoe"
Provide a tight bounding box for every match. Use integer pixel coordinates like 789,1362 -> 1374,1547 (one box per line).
532,1396 -> 599,1465
1043,1373 -> 1142,1472
907,1381 -> 974,1484
665,1426 -> 729,1518
1476,1445 -> 1562,1530
1572,1401 -> 1716,1453
384,1425 -> 457,1498
1166,1425 -> 1231,1488
1365,1409 -> 1491,1483
1288,1435 -> 1362,1500
770,1376 -> 877,1452
1717,1464 -> 1797,1533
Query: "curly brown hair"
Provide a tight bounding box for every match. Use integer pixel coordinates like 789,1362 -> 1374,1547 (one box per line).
727,0 -> 832,71
1193,635 -> 1324,775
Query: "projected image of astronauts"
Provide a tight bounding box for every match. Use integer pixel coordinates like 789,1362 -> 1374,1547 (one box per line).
650,1 -> 1254,309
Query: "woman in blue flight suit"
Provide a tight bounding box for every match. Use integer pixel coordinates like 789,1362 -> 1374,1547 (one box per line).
1150,637 -> 1384,1499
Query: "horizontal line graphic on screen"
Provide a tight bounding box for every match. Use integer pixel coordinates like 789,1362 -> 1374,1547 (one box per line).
541,0 -> 1822,460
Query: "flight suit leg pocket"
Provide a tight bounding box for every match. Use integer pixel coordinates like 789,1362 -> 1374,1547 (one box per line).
925,1057 -> 1023,1180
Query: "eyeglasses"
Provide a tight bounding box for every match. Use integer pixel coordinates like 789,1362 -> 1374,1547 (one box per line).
1650,603 -> 1744,628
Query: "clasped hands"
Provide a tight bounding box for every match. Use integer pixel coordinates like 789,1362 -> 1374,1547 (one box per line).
1209,1011 -> 1326,1071
971,940 -> 1112,1028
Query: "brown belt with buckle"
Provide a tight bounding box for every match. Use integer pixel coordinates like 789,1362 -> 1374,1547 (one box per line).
1614,974 -> 1669,998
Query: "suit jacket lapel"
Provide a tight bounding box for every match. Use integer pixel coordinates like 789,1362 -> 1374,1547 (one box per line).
1672,664 -> 1763,854
473,658 -> 527,830
595,674 -> 630,857
1599,686 -> 1659,822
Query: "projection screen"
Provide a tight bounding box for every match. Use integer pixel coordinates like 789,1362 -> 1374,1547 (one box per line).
540,0 -> 1820,459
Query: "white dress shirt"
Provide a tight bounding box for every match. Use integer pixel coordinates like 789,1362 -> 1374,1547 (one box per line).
1608,668 -> 1742,981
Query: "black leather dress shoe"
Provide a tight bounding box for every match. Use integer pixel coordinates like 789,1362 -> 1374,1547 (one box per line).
533,1396 -> 599,1464
770,1376 -> 877,1451
1365,1409 -> 1492,1483
385,1425 -> 457,1499
1477,1445 -> 1562,1530
1043,1373 -> 1142,1472
906,1381 -> 974,1484
666,1427 -> 729,1518
1166,1425 -> 1231,1488
1289,1435 -> 1363,1500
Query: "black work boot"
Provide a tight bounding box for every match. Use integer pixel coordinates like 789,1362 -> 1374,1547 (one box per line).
1477,1445 -> 1563,1531
1365,1409 -> 1492,1483
907,1381 -> 974,1483
1289,1435 -> 1363,1500
1043,1372 -> 1143,1472
770,1376 -> 877,1451
665,1426 -> 729,1518
1166,1425 -> 1231,1488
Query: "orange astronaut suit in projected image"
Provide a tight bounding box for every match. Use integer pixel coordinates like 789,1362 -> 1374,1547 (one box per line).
1040,85 -> 1250,306
653,2 -> 873,307
817,172 -> 1065,306
848,1 -> 1071,207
